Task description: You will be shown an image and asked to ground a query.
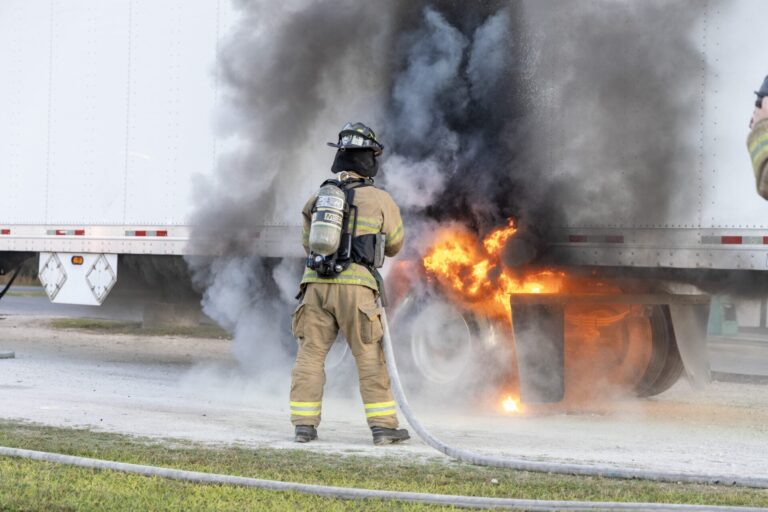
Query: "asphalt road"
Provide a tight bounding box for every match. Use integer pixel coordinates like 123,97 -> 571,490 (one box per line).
709,335 -> 768,377
0,286 -> 144,321
3,285 -> 768,378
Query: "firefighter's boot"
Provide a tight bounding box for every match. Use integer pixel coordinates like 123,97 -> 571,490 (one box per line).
294,425 -> 318,443
371,426 -> 410,445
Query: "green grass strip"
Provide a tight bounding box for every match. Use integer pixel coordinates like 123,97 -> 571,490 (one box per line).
0,420 -> 766,511
48,318 -> 230,339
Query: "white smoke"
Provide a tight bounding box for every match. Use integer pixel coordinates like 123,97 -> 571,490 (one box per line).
382,155 -> 446,210
196,256 -> 293,375
390,8 -> 467,157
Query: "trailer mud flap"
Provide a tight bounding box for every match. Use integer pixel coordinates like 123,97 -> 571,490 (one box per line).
511,304 -> 565,403
39,252 -> 118,306
668,303 -> 711,388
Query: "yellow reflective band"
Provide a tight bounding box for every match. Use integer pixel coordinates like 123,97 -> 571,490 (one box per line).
364,401 -> 396,409
387,223 -> 404,245
303,277 -> 378,288
347,218 -> 381,235
752,143 -> 768,167
301,266 -> 379,290
303,270 -> 376,280
290,401 -> 321,407
355,216 -> 380,225
292,410 -> 321,416
353,225 -> 380,235
366,409 -> 396,418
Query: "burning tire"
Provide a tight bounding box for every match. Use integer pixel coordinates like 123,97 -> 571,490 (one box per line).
515,300 -> 686,404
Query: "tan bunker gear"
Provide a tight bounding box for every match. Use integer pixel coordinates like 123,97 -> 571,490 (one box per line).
748,119 -> 768,199
290,175 -> 404,429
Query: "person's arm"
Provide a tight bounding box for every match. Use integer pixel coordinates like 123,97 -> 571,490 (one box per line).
748,99 -> 768,199
301,196 -> 316,255
380,193 -> 405,257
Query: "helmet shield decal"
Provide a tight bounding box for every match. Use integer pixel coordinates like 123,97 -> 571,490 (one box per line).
327,122 -> 384,155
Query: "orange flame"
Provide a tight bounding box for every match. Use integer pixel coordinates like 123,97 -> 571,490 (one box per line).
422,220 -> 563,319
483,218 -> 517,253
501,395 -> 520,414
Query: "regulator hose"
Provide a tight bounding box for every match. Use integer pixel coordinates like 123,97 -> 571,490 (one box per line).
0,446 -> 764,511
379,307 -> 768,489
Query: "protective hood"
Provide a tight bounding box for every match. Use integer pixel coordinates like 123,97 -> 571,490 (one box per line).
331,148 -> 379,177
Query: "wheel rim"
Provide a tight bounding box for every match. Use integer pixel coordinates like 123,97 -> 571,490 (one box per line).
407,300 -> 474,384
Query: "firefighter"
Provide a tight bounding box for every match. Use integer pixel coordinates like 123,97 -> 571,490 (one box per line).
289,122 -> 410,445
749,79 -> 768,199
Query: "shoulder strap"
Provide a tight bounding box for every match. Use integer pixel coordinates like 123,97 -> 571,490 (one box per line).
339,177 -> 373,191
320,178 -> 342,188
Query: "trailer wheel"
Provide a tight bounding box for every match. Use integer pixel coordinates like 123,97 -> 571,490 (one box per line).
634,305 -> 684,397
390,295 -> 475,386
388,292 -> 507,397
560,303 -> 684,402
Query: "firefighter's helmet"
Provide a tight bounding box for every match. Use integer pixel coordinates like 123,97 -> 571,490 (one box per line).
327,122 -> 384,156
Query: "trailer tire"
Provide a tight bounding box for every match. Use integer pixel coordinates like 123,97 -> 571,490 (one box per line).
634,305 -> 684,397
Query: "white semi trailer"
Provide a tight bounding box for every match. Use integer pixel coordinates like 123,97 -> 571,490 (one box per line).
0,1 -> 298,303
0,1 -> 766,401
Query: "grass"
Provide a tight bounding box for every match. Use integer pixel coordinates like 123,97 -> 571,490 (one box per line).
4,289 -> 46,297
48,318 -> 231,340
0,420 -> 766,510
0,276 -> 39,287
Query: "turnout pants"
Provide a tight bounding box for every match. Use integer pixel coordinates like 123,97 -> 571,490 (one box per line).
289,283 -> 399,429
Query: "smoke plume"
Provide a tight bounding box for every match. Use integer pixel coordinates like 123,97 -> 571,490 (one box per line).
186,1 -> 710,398
524,0 -> 707,227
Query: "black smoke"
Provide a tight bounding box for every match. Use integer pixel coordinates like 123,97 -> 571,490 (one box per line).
524,1 -> 707,228
383,3 -> 542,234
381,1 -> 708,239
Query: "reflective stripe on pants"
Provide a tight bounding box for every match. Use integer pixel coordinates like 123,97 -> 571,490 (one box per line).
290,401 -> 321,417
364,401 -> 396,418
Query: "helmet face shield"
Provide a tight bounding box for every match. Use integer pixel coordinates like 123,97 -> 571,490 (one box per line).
327,122 -> 384,156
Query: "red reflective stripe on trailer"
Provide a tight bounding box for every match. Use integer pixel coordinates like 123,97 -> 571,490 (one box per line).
0,229 -> 9,235
569,235 -> 588,243
126,230 -> 169,237
55,230 -> 66,236
721,236 -> 742,245
764,236 -> 768,245
74,229 -> 85,236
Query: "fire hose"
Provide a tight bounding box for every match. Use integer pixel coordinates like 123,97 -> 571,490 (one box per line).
0,306 -> 767,510
0,445 -> 764,512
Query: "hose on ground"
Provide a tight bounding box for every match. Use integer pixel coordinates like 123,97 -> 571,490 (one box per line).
0,446 -> 764,512
379,307 -> 768,490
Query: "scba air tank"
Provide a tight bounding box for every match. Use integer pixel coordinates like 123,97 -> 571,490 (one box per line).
309,184 -> 346,257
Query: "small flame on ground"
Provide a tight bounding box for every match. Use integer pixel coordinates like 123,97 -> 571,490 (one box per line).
501,395 -> 520,414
